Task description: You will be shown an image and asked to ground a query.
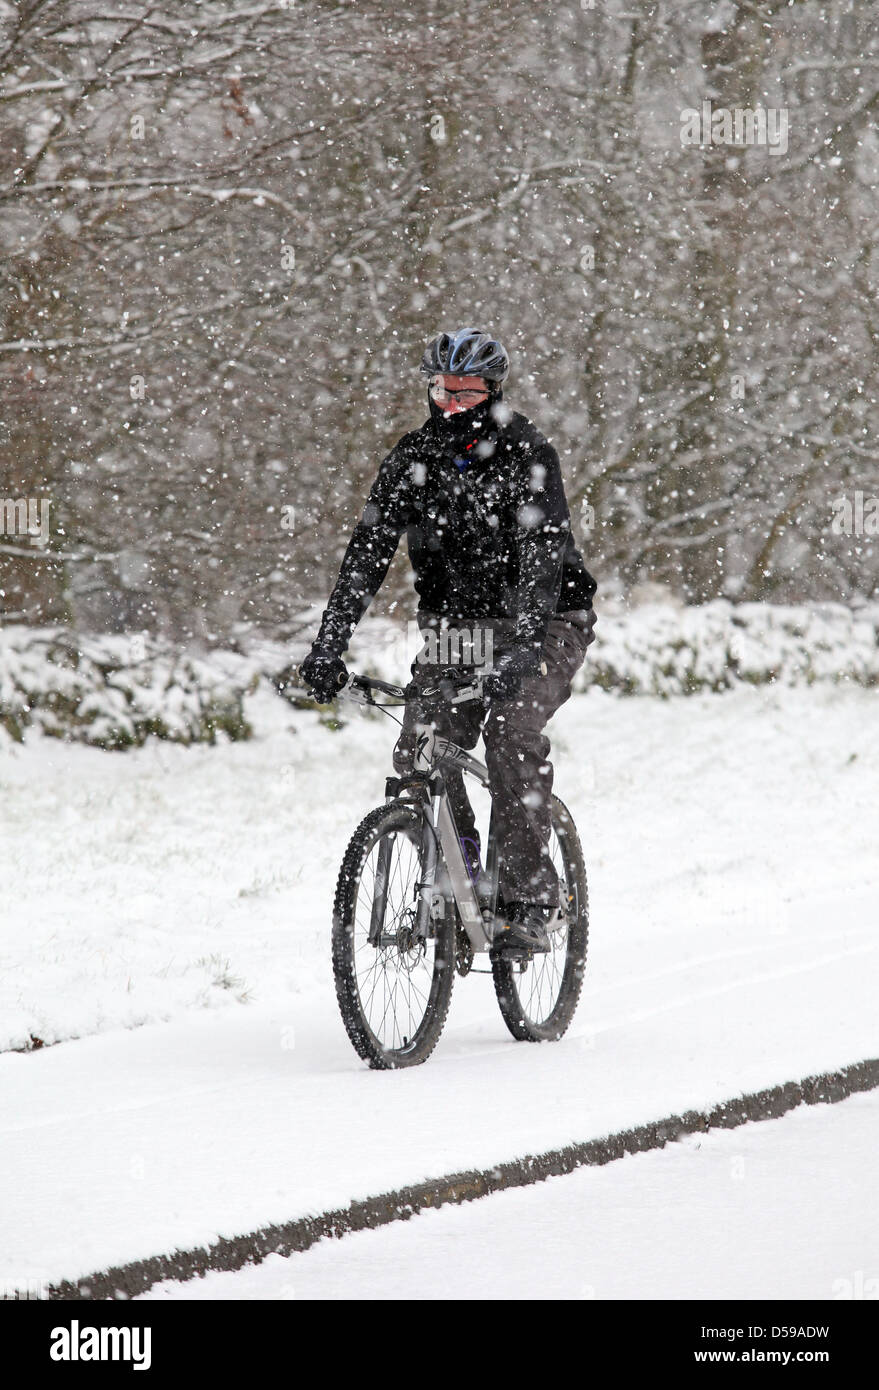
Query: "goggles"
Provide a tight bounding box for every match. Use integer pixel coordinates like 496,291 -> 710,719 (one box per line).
429,377 -> 488,406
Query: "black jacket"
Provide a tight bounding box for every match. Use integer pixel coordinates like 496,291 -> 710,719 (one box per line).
314,394 -> 597,659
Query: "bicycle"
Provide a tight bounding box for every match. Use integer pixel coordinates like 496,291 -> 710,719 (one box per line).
328,671 -> 589,1069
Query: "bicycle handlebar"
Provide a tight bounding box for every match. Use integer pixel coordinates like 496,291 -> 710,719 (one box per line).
339,672 -> 484,707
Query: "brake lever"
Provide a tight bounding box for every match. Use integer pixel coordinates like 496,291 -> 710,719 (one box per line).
337,674 -> 374,706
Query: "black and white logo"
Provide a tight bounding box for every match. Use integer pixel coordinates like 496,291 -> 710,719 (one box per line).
50,1320 -> 151,1371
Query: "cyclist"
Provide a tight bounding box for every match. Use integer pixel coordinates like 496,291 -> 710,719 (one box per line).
300,328 -> 597,955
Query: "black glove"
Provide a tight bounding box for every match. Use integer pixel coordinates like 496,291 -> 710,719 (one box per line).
299,647 -> 348,703
482,646 -> 544,701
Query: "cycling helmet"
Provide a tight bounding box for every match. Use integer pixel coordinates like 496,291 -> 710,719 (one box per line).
420,327 -> 510,383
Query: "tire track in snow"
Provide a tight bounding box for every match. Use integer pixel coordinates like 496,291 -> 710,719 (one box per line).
46,1054 -> 879,1301
576,941 -> 878,1042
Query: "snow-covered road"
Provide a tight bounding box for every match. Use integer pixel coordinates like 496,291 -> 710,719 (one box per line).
138,1089 -> 879,1302
1,680 -> 878,1291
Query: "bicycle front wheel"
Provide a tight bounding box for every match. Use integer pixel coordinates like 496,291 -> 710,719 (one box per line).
492,794 -> 589,1042
332,799 -> 455,1069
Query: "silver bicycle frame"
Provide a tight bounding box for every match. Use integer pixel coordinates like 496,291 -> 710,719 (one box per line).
338,674 -> 569,953
412,721 -> 496,952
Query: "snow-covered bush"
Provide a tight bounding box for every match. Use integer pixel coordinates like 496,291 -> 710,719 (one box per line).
577,601 -> 879,697
0,628 -> 254,749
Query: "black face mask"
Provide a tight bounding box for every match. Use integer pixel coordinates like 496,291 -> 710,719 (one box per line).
427,384 -> 503,455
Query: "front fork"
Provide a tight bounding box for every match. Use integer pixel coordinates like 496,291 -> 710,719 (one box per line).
368,836 -> 393,945
367,807 -> 439,949
368,721 -> 442,948
371,723 -> 492,950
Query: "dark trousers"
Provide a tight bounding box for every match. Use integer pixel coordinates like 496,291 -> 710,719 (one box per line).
393,608 -> 596,906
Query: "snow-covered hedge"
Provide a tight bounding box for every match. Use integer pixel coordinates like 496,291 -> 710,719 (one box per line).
577,600 -> 879,698
2,601 -> 877,748
0,628 -> 254,749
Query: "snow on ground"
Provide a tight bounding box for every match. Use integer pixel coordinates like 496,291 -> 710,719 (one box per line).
2,678 -> 877,1055
1,678 -> 878,1289
139,1089 -> 879,1302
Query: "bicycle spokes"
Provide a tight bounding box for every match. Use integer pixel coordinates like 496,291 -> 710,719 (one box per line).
352,830 -> 437,1052
506,828 -> 573,1025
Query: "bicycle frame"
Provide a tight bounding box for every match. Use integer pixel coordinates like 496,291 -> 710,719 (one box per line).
340,671 -> 564,955
407,721 -> 497,953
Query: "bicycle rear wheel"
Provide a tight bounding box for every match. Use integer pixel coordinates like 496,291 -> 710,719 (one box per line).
492,794 -> 588,1042
333,799 -> 455,1069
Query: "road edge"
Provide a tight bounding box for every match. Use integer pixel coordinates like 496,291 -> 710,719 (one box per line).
47,1055 -> 879,1300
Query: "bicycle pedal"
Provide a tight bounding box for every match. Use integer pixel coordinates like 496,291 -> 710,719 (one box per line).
489,942 -> 536,962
